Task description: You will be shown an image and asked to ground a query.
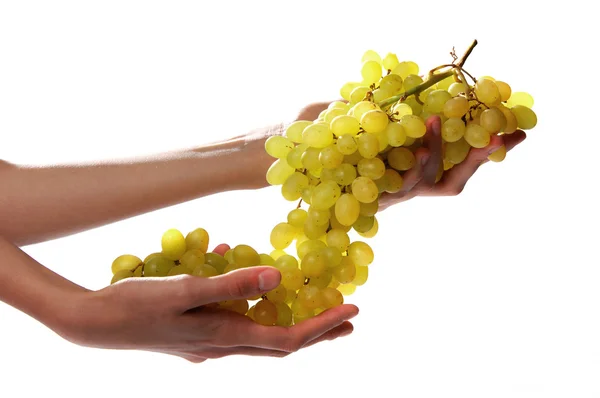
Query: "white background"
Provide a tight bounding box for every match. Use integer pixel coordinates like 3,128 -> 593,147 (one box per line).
1,1 -> 598,397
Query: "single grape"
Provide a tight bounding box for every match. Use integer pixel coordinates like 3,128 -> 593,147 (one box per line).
161,229 -> 186,260
399,115 -> 426,138
348,241 -> 374,266
382,53 -> 399,70
464,123 -> 491,148
488,145 -> 507,162
285,121 -> 312,143
357,133 -> 380,159
361,60 -> 382,85
302,122 -> 334,148
331,115 -> 360,137
254,300 -> 278,326
265,136 -> 294,159
351,176 -> 378,203
185,228 -> 209,253
233,244 -> 261,267
270,223 -> 296,250
387,147 -> 416,171
111,254 -> 142,275
511,105 -> 537,129
442,117 -> 466,142
361,110 -> 389,134
335,193 -> 361,226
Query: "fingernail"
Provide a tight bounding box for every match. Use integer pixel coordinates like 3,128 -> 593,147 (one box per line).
258,269 -> 281,291
420,154 -> 430,166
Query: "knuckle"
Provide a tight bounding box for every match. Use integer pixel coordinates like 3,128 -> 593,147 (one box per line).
227,276 -> 256,298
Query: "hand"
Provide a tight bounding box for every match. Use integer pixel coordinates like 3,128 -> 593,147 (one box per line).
58,244 -> 358,363
378,116 -> 527,210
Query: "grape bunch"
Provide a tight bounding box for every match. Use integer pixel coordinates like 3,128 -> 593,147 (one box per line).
108,41 -> 537,327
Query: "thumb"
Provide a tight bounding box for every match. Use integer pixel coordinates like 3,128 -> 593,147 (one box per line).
178,266 -> 281,310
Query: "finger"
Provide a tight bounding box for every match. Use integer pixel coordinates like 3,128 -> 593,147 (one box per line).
176,267 -> 281,310
301,320 -> 354,349
421,115 -> 443,187
213,304 -> 359,352
211,243 -> 230,256
429,133 -> 507,196
502,130 -> 527,151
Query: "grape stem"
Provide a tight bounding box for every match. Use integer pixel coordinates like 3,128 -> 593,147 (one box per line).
378,39 -> 478,109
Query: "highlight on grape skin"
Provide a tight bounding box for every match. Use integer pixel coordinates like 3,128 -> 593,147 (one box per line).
108,41 -> 536,326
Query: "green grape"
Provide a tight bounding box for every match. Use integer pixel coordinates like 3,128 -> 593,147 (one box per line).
336,135 -> 358,155
310,181 -> 341,210
399,114 -> 426,138
448,82 -> 467,97
496,104 -> 518,134
286,143 -> 308,169
340,82 -> 361,101
291,299 -> 314,324
303,218 -> 329,240
507,91 -> 534,108
266,158 -> 295,185
259,253 -> 275,266
297,239 -> 327,260
335,193 -> 361,226
274,302 -> 293,327
387,147 -> 416,171
488,144 -> 507,162
274,254 -> 299,271
357,217 -> 378,238
301,147 -> 322,171
361,110 -> 389,134
297,285 -> 324,309
301,250 -> 328,278
161,229 -> 187,260
321,246 -> 343,269
324,108 -> 347,124
307,206 -> 331,227
192,264 -> 219,278
233,244 -> 261,267
302,122 -> 334,148
224,249 -> 234,263
287,208 -> 308,228
333,257 -> 357,284
254,300 -> 278,326
442,117 -> 466,142
495,81 -> 512,101
132,265 -> 143,277
474,78 -> 501,105
464,123 -> 491,148
285,121 -> 312,143
308,270 -> 333,289
361,60 -> 382,85
266,284 -> 287,302
443,96 -> 469,118
385,122 -> 407,147
167,265 -> 192,276
281,268 -> 305,291
111,254 -> 143,275
480,107 -> 507,133
333,163 -> 357,186
391,102 -> 413,118
361,49 -> 381,63
351,176 -> 378,203
144,256 -> 175,277
357,157 -> 386,180
111,269 -> 133,284
353,215 -> 375,233
382,52 -> 399,70
379,74 -> 403,94
391,61 -> 419,79
265,136 -> 294,159
180,249 -> 206,270
270,223 -> 297,250
384,169 -> 403,193
425,89 -> 452,114
343,149 -> 363,166
348,241 -> 374,266
511,105 -> 537,129
281,172 -> 309,201
220,299 -> 250,316
403,74 -> 423,91
357,133 -> 380,159
351,101 -> 379,121
330,115 -> 360,137
444,138 -> 471,164
326,229 -> 350,252
337,283 -> 357,296
359,199 -> 379,217
185,228 -> 209,253
350,86 -> 370,103
319,145 -> 344,169
321,287 -> 344,309
353,265 -> 369,286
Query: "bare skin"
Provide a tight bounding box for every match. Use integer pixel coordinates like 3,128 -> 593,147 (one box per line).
0,100 -> 526,363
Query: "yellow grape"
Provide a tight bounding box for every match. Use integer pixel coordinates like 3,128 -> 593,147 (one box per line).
480,107 -> 507,133
301,251 -> 328,278
488,145 -> 507,162
331,115 -> 360,137
265,136 -> 294,158
180,249 -> 206,270
399,114 -> 426,138
301,147 -> 322,171
111,254 -> 142,275
167,265 -> 192,276
357,218 -> 378,238
270,222 -> 297,250
281,268 -> 305,291
333,163 -> 357,186
254,300 -> 278,326
307,206 -> 330,227
297,239 -> 327,260
391,102 -> 413,118
274,254 -> 299,271
383,169 -> 403,193
474,78 -> 501,105
425,89 -> 451,113
321,287 -> 344,309
335,193 -> 361,226
495,81 -> 512,101
357,157 -> 386,180
321,247 -> 343,268
192,264 -> 219,278
337,283 -> 357,296
359,199 -> 379,217
233,244 -> 261,267
444,138 -> 471,165
266,284 -> 287,302
443,96 -> 469,118
205,253 -> 228,274
464,123 -> 491,148
161,229 -> 186,260
511,105 -> 537,129
281,172 -> 309,201
326,229 -> 350,252
507,91 -> 534,108
185,228 -> 209,253
385,122 -> 407,147
275,302 -> 293,327
350,86 -> 370,103
372,88 -> 393,103
332,257 -> 357,284
387,147 -> 416,171
310,181 -> 341,210
379,74 -> 403,94
286,143 -> 308,169
285,120 -> 312,143
324,108 -> 347,124
382,53 -> 399,70
319,145 -> 344,169
266,158 -> 295,185
287,208 -> 308,228
351,176 -> 378,203
111,270 -> 133,284
351,101 -> 379,121
353,265 -> 369,285
328,101 -> 350,112
361,49 -> 381,64
145,256 -> 175,277
496,104 -> 518,134
357,133 -> 380,159
343,149 -> 364,165
352,215 -> 374,234
442,117 -> 466,142
348,241 -> 374,266
448,82 -> 467,97
302,122 -> 334,148
259,253 -> 275,266
403,74 -> 423,91
361,110 -> 389,134
340,82 -> 361,101
361,60 -> 382,85
336,135 -> 358,155
391,61 -> 419,79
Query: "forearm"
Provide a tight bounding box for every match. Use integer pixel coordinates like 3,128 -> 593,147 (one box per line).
0,236 -> 87,335
0,124 -> 280,246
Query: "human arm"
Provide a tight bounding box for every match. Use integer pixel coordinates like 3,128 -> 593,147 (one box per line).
0,236 -> 357,361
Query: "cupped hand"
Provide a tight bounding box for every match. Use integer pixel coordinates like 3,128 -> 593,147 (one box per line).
378,116 -> 527,210
59,244 -> 358,363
